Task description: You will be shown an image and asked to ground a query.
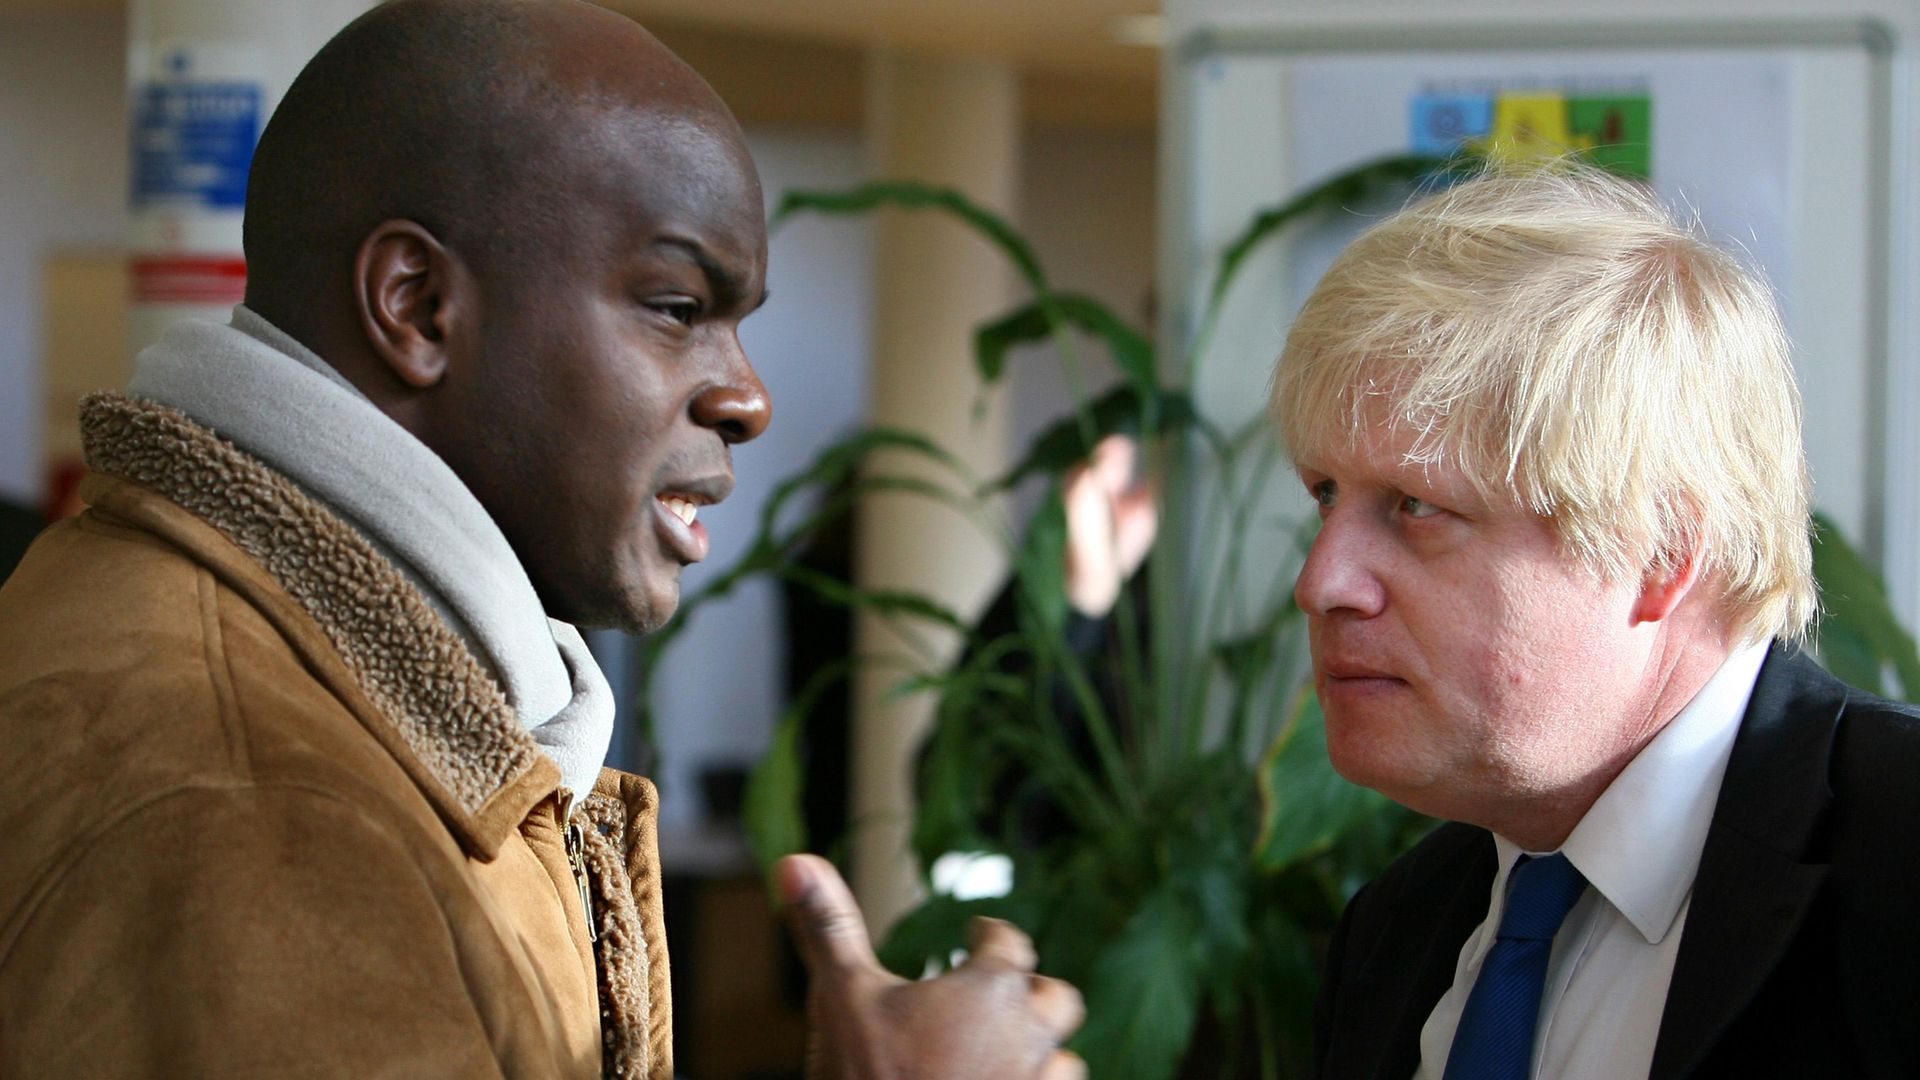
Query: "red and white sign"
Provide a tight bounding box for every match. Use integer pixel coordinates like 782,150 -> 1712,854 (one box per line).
130,253 -> 248,306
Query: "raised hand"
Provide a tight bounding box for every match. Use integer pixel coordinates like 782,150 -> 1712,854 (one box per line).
1063,434 -> 1158,618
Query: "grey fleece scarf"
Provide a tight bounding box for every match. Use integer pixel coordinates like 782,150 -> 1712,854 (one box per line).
126,306 -> 612,801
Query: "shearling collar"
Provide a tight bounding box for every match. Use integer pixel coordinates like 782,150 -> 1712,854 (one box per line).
126,309 -> 613,801
78,391 -> 557,858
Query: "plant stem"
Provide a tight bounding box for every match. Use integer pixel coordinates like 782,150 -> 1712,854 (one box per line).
1194,439 -> 1287,758
1255,991 -> 1280,1080
1041,296 -> 1101,453
1147,428 -> 1197,780
1111,580 -> 1152,781
1037,631 -> 1141,816
1177,430 -> 1249,754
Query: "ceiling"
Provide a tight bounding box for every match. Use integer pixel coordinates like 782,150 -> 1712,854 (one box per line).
1,0 -> 1159,79
606,0 -> 1158,82
1,0 -> 1160,128
619,0 -> 1161,130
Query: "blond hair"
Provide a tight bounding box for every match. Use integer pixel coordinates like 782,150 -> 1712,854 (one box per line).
1273,165 -> 1815,644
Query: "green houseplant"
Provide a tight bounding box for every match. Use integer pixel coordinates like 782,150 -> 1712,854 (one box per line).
641,155 -> 1920,1080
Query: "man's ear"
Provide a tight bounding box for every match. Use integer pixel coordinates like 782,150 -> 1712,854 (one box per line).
1631,530 -> 1705,626
353,220 -> 468,389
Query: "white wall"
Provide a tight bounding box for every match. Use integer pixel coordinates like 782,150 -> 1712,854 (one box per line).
0,9 -> 129,506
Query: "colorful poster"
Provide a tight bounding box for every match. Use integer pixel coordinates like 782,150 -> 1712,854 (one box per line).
1411,88 -> 1652,178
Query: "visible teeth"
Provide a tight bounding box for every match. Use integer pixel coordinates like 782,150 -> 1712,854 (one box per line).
662,497 -> 697,526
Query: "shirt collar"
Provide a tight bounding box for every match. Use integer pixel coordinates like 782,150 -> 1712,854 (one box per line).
1497,640 -> 1768,945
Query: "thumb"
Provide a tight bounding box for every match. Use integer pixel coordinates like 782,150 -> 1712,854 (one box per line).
775,853 -> 879,976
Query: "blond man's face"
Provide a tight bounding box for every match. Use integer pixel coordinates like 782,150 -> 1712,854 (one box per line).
1291,422 -> 1664,828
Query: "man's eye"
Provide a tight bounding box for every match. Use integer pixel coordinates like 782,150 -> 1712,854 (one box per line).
649,298 -> 701,325
1311,481 -> 1336,509
1400,495 -> 1441,518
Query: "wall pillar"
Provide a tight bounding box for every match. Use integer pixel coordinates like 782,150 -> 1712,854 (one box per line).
849,50 -> 1021,935
125,0 -> 371,354
29,0 -> 373,517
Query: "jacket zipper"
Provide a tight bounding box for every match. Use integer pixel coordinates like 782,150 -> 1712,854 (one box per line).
559,793 -> 598,944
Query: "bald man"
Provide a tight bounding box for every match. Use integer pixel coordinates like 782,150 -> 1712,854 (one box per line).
0,1 -> 1082,1077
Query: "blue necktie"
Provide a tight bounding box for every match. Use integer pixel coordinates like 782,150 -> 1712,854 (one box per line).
1442,853 -> 1589,1080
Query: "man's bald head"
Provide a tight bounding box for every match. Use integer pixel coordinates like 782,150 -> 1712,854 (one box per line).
241,0 -> 772,632
244,0 -> 743,334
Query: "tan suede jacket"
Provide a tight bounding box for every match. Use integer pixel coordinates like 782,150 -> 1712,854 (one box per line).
0,394 -> 671,1078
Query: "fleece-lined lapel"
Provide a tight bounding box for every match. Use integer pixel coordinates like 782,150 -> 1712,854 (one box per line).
79,391 -> 558,858
580,772 -> 674,1080
1650,646 -> 1839,1079
79,390 -> 673,1079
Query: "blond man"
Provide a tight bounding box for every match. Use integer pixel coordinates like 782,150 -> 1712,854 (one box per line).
1279,168 -> 1919,1079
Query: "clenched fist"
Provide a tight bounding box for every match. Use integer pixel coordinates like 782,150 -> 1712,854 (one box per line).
776,854 -> 1086,1080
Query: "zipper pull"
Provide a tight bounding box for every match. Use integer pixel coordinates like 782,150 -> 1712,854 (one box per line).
564,812 -> 599,944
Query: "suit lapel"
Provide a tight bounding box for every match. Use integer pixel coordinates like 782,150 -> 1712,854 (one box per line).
1391,841 -> 1498,1078
1337,827 -> 1497,1079
1650,647 -> 1842,1079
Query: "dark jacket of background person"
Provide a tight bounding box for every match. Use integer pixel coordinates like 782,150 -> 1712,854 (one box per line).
0,498 -> 45,585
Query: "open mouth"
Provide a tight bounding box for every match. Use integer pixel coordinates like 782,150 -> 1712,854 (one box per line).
659,495 -> 702,527
652,487 -> 722,564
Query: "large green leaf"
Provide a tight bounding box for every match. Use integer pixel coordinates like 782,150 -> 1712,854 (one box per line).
741,712 -> 807,875
637,425 -> 976,719
1811,511 -> 1920,701
877,891 -> 1042,979
1206,153 -> 1458,321
741,657 -> 864,873
1032,853 -> 1135,986
1171,826 -> 1255,1022
987,385 -> 1204,493
756,425 -> 975,540
974,291 -> 1158,411
1070,882 -> 1204,1080
1247,903 -> 1319,1079
777,564 -> 971,635
772,181 -> 1048,296
911,691 -> 1010,869
1254,689 -> 1392,871
1014,489 -> 1071,639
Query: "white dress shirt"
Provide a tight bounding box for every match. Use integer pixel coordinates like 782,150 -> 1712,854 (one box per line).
1415,642 -> 1770,1080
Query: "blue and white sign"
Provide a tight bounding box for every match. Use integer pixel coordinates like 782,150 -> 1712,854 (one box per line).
131,79 -> 262,210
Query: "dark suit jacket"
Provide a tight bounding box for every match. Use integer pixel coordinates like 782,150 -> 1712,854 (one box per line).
1314,646 -> 1920,1079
